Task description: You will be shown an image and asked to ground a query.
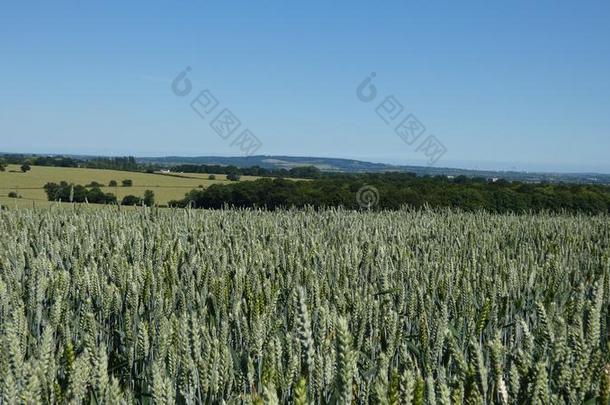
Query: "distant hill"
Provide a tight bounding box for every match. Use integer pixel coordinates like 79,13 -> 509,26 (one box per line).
137,155 -> 610,184
3,152 -> 610,184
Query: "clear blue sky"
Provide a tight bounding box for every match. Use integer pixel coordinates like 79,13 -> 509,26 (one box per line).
1,1 -> 609,172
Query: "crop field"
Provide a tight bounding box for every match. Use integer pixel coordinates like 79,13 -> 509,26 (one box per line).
0,165 -> 260,207
0,206 -> 608,403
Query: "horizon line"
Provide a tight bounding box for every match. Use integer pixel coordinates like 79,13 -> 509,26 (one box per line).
1,150 -> 610,176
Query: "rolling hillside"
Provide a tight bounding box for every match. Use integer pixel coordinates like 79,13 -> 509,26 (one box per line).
0,165 -> 258,207
137,155 -> 610,184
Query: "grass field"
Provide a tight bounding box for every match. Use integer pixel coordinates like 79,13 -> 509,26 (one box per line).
0,165 -> 259,207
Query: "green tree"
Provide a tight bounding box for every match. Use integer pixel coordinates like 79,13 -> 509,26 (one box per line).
122,179 -> 133,187
121,195 -> 142,205
20,163 -> 31,173
87,187 -> 117,204
143,190 -> 155,207
227,173 -> 241,181
109,180 -> 118,187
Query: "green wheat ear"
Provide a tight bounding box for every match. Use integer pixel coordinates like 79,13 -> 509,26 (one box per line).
413,376 -> 425,405
600,364 -> 610,405
263,382 -> 280,405
295,287 -> 315,378
294,376 -> 308,405
335,317 -> 353,404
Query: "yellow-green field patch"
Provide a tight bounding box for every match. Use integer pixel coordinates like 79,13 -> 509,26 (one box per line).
0,165 -> 255,206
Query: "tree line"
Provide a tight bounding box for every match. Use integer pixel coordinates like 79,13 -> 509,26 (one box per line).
43,181 -> 155,206
0,154 -> 327,179
168,164 -> 323,178
169,173 -> 610,214
0,155 -> 155,172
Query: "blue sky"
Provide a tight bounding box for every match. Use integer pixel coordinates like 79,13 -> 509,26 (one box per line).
1,1 -> 609,173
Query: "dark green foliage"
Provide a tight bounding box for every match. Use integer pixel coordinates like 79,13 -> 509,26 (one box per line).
143,190 -> 155,207
121,195 -> 143,206
87,156 -> 138,171
174,174 -> 610,214
121,191 -> 154,207
226,172 -> 241,181
43,182 -> 117,204
0,155 -> 81,168
169,163 -> 322,179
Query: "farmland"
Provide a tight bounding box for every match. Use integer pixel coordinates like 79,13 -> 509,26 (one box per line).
0,165 -> 259,207
0,206 -> 608,403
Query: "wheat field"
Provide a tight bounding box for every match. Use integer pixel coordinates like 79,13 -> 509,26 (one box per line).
0,206 -> 608,403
